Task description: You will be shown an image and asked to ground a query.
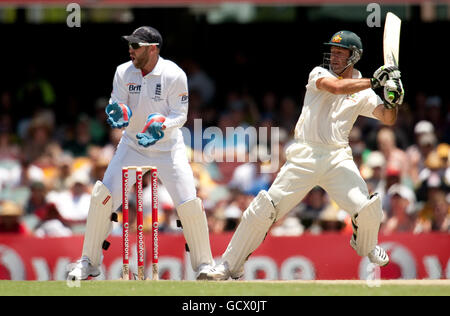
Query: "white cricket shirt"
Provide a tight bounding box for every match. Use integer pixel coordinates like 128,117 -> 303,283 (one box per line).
294,66 -> 383,147
110,56 -> 189,152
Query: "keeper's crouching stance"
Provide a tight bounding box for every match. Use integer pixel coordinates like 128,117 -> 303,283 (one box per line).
207,30 -> 403,280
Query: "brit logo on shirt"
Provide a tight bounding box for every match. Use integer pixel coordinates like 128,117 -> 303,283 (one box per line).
127,83 -> 141,94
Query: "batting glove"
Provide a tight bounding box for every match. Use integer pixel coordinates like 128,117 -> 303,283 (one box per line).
383,78 -> 404,109
136,113 -> 166,147
371,65 -> 401,89
105,102 -> 132,129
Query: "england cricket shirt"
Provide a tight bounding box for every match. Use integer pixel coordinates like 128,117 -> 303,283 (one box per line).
110,56 -> 189,152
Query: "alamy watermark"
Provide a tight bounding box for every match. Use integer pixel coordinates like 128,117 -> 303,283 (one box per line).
181,119 -> 281,173
66,3 -> 81,28
366,3 -> 381,27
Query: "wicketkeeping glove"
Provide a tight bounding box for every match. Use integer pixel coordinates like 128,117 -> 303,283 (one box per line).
105,102 -> 132,129
371,65 -> 401,89
383,78 -> 404,109
136,113 -> 166,147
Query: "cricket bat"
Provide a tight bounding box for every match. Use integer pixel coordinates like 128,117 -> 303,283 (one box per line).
383,12 -> 401,100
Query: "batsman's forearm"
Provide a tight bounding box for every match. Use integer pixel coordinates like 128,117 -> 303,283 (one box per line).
333,78 -> 372,95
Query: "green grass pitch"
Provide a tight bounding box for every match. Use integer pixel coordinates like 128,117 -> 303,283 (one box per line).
0,280 -> 449,296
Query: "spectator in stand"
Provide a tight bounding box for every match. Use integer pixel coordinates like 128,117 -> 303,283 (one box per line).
317,204 -> 348,233
63,114 -> 94,157
407,120 -> 437,187
436,143 -> 449,170
89,157 -> 109,188
415,150 -> 449,202
24,181 -> 48,215
363,151 -> 386,197
381,166 -> 402,213
22,115 -> 54,164
294,186 -> 330,233
15,156 -> 45,189
376,127 -> 409,179
381,184 -> 417,234
46,172 -> 91,223
0,201 -> 29,234
415,186 -> 449,233
33,202 -> 72,237
0,156 -> 44,208
207,208 -> 227,234
51,153 -> 74,192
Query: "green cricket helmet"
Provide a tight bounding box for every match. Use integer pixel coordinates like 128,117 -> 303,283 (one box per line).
323,30 -> 363,72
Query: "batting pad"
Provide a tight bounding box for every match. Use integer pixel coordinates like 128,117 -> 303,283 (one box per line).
82,181 -> 114,267
351,194 -> 383,256
177,198 -> 214,271
222,190 -> 277,276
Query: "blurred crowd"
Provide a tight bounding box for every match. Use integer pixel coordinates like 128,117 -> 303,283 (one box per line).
0,61 -> 449,238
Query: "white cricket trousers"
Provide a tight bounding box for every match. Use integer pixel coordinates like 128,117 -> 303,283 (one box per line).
269,141 -> 370,219
102,138 -> 197,212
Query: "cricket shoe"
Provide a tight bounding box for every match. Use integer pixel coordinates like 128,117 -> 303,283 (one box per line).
205,262 -> 231,281
196,263 -> 215,280
350,238 -> 389,267
368,245 -> 390,267
205,261 -> 244,281
67,256 -> 101,281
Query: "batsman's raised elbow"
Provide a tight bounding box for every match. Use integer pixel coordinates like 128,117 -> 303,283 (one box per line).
381,113 -> 397,126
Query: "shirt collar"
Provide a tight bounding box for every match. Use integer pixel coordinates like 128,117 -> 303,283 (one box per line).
147,56 -> 164,76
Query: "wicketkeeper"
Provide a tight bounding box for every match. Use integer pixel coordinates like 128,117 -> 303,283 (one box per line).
68,26 -> 214,280
207,30 -> 404,280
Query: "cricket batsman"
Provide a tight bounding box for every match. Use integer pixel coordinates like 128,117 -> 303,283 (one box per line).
206,30 -> 404,280
68,26 -> 214,280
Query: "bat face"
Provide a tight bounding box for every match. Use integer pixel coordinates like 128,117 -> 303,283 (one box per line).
383,12 -> 402,66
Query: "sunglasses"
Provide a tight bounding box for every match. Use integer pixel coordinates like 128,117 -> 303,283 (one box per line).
128,42 -> 159,50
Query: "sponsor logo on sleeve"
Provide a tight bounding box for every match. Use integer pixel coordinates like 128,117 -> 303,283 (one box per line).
179,92 -> 188,104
